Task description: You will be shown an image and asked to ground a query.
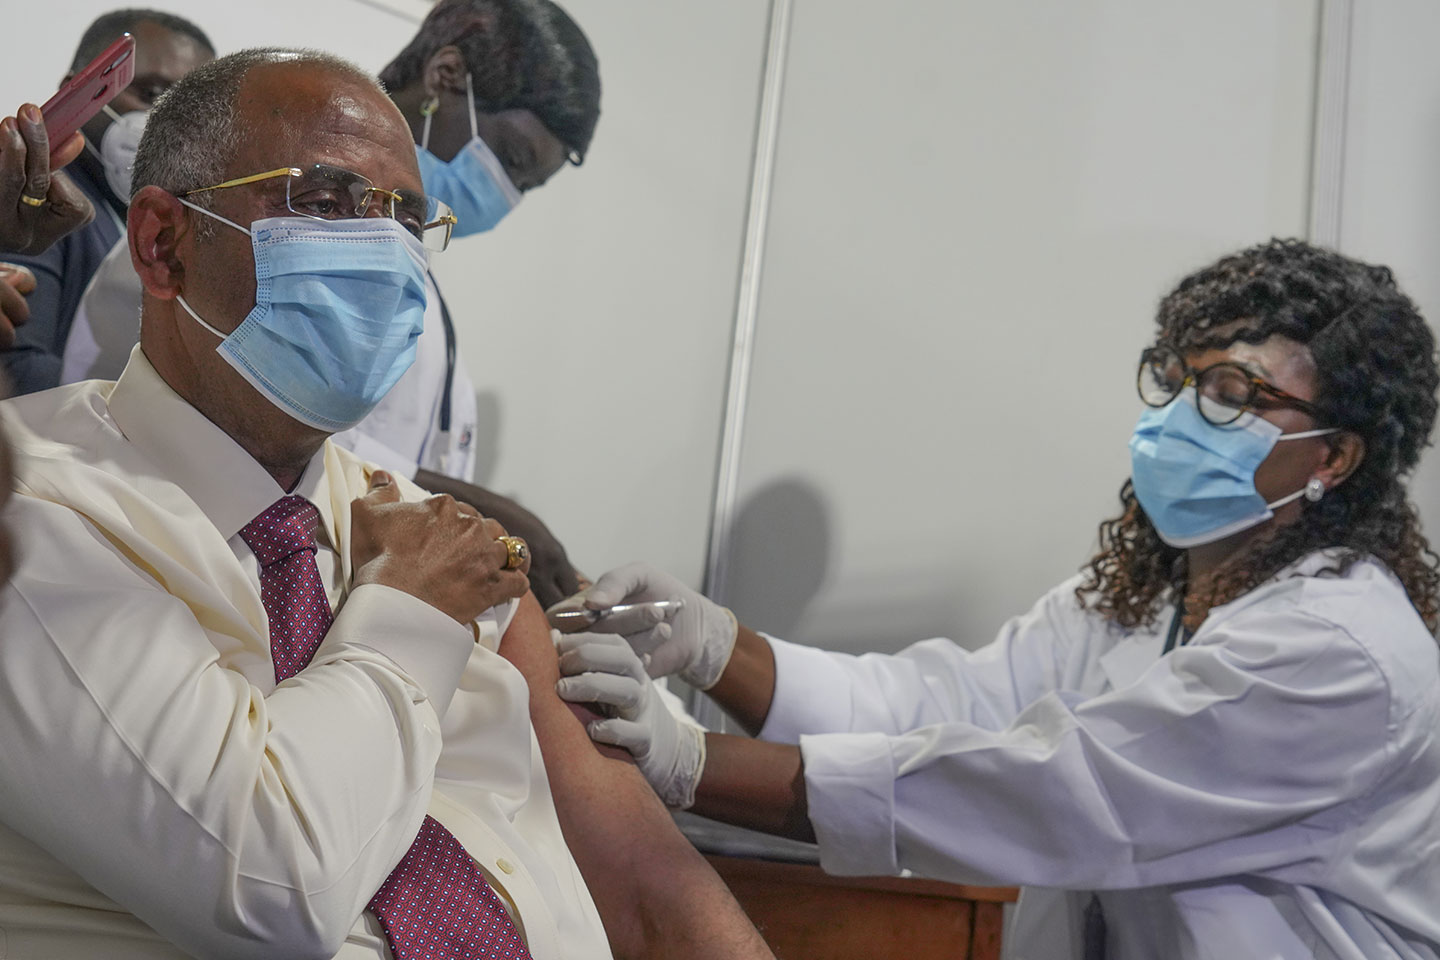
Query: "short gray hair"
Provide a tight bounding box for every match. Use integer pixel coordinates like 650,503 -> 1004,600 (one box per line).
130,47 -> 387,206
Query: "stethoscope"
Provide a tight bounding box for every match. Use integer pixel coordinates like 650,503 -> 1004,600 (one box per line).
1161,605 -> 1193,655
431,275 -> 457,434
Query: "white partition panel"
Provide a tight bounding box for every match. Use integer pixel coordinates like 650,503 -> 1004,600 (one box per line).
1336,1 -> 1440,542
722,0 -> 1321,653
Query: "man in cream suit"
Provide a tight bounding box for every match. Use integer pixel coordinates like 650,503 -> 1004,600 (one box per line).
0,47 -> 769,960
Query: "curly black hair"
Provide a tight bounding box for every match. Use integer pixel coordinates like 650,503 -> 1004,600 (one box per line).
379,0 -> 601,162
1077,239 -> 1440,634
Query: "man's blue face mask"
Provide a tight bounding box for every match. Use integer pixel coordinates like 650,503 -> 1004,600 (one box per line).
1128,392 -> 1337,548
176,200 -> 429,433
414,73 -> 522,239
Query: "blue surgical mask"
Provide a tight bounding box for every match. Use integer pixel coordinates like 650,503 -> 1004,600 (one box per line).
1128,392 -> 1337,548
175,201 -> 428,432
414,73 -> 522,238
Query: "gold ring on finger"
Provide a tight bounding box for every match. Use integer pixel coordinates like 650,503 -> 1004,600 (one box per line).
18,193 -> 44,207
499,535 -> 529,570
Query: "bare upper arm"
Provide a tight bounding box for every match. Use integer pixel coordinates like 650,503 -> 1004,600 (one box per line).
499,593 -> 632,763
498,594 -> 774,960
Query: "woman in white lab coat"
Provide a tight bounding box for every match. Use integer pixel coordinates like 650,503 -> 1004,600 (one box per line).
550,239 -> 1440,960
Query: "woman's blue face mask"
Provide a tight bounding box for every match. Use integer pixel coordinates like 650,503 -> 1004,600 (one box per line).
413,73 -> 522,239
1129,392 -> 1336,548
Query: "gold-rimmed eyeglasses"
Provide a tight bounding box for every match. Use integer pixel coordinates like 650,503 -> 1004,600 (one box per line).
181,163 -> 457,251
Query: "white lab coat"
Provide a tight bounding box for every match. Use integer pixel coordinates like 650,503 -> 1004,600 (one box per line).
331,273 -> 479,481
759,552 -> 1440,959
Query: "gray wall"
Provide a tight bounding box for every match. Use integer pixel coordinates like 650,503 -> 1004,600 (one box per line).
1337,0 -> 1440,545
720,0 -> 1323,652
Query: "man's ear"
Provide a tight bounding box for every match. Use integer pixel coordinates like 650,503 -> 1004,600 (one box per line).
128,186 -> 190,300
421,45 -> 468,99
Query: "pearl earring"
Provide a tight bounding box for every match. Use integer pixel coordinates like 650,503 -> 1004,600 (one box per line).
1304,477 -> 1325,502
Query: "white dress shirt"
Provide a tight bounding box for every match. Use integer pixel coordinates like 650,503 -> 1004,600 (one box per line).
761,556 -> 1440,960
0,349 -> 608,960
63,247 -> 479,481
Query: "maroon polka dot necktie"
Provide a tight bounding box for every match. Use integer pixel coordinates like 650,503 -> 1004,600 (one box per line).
241,496 -> 533,959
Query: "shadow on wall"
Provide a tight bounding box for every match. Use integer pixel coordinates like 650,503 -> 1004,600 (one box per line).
472,390 -> 503,487
724,476 -> 832,638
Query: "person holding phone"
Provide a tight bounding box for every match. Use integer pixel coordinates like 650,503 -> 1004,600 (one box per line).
553,240 -> 1440,959
0,104 -> 95,347
0,104 -> 93,257
0,8 -> 212,395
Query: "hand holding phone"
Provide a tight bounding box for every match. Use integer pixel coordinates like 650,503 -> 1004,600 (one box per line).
41,34 -> 136,159
0,106 -> 95,257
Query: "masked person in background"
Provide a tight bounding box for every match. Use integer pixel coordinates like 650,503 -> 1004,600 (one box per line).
0,7 -> 213,394
553,240 -> 1440,960
63,0 -> 597,606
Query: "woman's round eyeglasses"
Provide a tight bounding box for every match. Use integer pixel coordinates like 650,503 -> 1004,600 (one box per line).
1136,345 -> 1322,426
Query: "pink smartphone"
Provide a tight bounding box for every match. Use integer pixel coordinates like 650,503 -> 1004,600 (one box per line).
40,34 -> 136,159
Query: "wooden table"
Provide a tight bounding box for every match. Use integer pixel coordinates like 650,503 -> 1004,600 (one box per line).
707,854 -> 1018,960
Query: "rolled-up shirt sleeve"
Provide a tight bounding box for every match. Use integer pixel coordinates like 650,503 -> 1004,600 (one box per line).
0,501 -> 470,959
801,603 -> 1397,889
313,582 -> 474,716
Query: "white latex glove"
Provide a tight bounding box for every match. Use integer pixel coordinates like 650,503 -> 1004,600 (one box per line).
546,561 -> 738,689
554,630 -> 706,809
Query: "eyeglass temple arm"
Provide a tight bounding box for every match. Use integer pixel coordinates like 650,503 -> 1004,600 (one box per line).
1252,377 -> 1320,413
181,167 -> 302,197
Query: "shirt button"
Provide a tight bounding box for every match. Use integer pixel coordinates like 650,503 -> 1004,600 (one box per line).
496,858 -> 515,875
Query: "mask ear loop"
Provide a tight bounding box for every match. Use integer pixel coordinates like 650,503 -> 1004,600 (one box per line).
85,104 -> 128,165
1264,427 -> 1340,509
172,196 -> 253,340
466,72 -> 479,141
174,293 -> 228,340
1275,426 -> 1340,442
419,95 -> 439,152
177,196 -> 252,237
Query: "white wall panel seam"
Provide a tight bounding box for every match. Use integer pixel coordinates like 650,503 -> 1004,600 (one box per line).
702,0 -> 796,605
1308,0 -> 1353,247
